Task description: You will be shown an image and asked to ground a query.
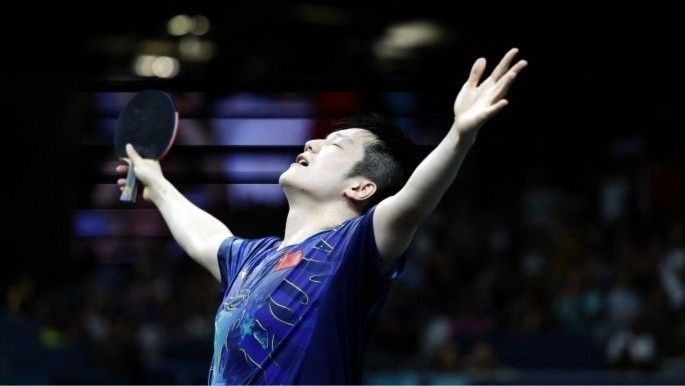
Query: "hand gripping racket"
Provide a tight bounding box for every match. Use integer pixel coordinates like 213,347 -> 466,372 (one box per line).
114,90 -> 179,203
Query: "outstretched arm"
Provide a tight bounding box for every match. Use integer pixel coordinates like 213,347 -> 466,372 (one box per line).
117,144 -> 233,280
373,48 -> 528,264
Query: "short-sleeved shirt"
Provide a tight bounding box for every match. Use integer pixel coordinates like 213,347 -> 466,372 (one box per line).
208,203 -> 408,384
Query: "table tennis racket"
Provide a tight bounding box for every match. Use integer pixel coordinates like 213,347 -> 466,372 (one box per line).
114,90 -> 179,203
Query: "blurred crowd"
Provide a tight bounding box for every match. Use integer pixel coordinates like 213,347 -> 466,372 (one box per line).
370,186 -> 685,376
2,163 -> 685,383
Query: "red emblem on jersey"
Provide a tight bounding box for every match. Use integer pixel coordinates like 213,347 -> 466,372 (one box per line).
274,250 -> 303,271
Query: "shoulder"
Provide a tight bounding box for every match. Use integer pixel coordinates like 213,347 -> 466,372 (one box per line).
341,204 -> 379,228
219,235 -> 282,257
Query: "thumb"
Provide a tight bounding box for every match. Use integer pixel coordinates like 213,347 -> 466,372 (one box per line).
484,99 -> 509,117
125,143 -> 143,163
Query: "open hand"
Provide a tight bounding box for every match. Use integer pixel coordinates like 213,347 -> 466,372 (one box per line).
452,48 -> 528,138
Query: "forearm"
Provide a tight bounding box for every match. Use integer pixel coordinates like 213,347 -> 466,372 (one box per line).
148,177 -> 231,258
398,123 -> 477,217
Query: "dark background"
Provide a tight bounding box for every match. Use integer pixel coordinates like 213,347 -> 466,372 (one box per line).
3,2 -> 684,384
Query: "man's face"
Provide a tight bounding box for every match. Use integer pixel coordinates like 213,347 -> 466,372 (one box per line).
279,128 -> 375,202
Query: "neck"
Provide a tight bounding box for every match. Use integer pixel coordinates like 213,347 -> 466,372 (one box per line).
279,197 -> 360,251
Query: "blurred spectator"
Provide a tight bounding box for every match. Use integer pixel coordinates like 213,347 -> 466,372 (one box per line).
606,316 -> 657,371
659,224 -> 685,311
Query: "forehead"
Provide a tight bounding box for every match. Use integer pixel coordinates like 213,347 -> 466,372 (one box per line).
328,128 -> 375,144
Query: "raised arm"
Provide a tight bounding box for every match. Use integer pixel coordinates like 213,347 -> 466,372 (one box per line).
117,144 -> 233,280
373,48 -> 528,264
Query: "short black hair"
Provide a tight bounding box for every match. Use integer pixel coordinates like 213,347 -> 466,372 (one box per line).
331,112 -> 420,211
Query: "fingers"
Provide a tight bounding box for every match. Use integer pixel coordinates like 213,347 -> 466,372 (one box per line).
116,164 -> 128,190
493,59 -> 527,100
485,99 -> 509,117
125,143 -> 143,163
510,59 -> 528,74
116,163 -> 128,191
490,47 -> 519,81
118,146 -> 140,193
466,57 -> 487,87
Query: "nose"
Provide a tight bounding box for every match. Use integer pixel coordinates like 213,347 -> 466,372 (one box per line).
304,139 -> 322,153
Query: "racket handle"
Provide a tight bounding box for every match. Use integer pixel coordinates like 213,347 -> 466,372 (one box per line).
119,159 -> 138,203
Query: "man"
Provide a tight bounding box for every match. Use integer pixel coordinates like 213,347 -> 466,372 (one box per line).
116,48 -> 527,384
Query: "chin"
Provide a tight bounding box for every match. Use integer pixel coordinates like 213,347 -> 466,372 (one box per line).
278,171 -> 289,186
280,174 -> 316,197
278,169 -> 300,188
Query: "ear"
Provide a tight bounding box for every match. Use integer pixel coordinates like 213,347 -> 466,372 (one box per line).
343,179 -> 377,203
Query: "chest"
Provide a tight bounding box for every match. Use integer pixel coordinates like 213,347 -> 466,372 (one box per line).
219,236 -> 348,318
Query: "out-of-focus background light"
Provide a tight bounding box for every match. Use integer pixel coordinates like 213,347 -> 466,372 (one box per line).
4,2 -> 684,384
133,55 -> 179,78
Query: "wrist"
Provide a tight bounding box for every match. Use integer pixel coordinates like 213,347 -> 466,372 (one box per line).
449,122 -> 478,146
147,176 -> 172,203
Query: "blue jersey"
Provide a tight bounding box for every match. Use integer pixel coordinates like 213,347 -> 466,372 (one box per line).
209,203 -> 407,384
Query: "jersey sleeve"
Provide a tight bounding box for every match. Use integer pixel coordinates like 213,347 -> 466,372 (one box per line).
348,203 -> 409,283
216,235 -> 281,293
